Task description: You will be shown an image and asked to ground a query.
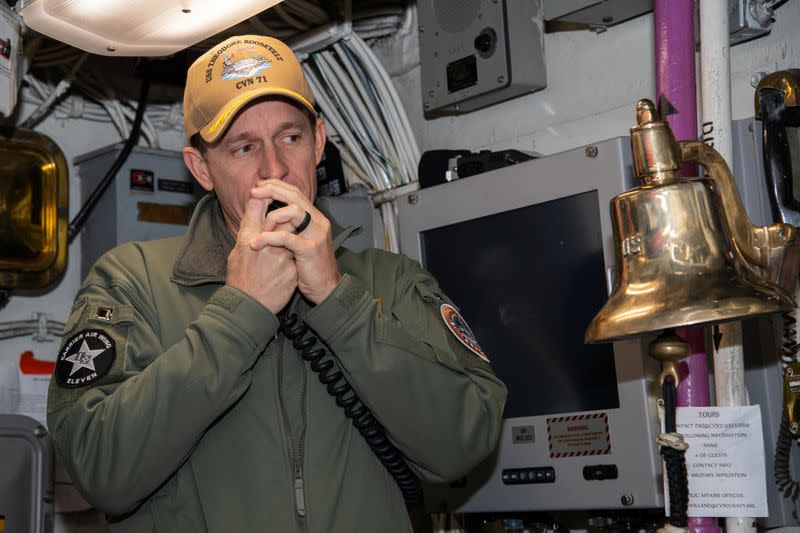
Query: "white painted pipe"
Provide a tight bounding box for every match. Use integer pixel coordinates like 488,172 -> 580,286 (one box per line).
700,0 -> 733,163
700,2 -> 755,532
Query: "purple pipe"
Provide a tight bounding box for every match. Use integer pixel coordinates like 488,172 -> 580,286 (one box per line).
654,2 -> 719,532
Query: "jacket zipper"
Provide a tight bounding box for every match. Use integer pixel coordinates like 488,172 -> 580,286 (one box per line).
297,353 -> 308,527
278,296 -> 309,533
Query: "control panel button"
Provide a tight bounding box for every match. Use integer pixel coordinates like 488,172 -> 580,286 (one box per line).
583,464 -> 619,480
501,467 -> 556,485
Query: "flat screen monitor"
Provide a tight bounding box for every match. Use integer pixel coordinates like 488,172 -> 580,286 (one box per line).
398,137 -> 663,512
421,190 -> 619,420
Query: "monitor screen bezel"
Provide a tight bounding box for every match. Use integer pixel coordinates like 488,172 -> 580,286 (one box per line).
397,137 -> 663,512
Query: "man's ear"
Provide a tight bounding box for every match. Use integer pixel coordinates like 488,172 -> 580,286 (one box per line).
183,146 -> 213,192
314,117 -> 327,166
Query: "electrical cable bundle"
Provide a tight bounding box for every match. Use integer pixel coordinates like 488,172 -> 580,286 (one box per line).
300,32 -> 420,252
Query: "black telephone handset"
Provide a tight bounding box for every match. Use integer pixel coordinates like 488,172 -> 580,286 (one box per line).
269,198 -> 421,505
757,70 -> 800,226
756,70 -> 800,514
266,199 -> 287,216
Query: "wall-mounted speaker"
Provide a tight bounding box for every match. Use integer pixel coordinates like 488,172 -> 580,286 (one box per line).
417,0 -> 546,117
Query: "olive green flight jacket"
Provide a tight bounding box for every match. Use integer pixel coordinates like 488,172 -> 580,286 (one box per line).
47,194 -> 507,532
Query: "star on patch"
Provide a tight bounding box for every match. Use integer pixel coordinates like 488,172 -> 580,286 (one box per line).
65,340 -> 106,375
56,329 -> 116,389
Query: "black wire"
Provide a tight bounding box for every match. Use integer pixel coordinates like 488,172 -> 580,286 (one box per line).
278,312 -> 421,506
661,377 -> 688,528
67,78 -> 151,243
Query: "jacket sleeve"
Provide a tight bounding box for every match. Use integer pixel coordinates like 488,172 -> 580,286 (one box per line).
46,245 -> 278,516
303,252 -> 507,482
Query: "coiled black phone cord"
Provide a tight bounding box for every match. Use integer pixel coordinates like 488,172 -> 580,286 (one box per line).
775,310 -> 800,521
781,311 -> 798,367
278,312 -> 421,506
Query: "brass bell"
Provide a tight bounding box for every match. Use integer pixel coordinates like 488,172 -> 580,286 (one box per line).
585,99 -> 798,343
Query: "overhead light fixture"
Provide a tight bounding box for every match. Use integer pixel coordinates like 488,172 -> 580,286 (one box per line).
18,0 -> 285,56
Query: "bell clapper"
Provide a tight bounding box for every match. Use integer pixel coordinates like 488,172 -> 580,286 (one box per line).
650,329 -> 690,532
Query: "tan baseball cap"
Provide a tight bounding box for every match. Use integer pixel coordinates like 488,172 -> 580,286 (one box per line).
183,35 -> 316,143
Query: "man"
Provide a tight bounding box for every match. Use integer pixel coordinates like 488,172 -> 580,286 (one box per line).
47,35 -> 507,532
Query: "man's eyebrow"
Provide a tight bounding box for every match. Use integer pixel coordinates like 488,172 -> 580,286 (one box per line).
219,121 -> 307,147
275,120 -> 306,132
219,132 -> 258,147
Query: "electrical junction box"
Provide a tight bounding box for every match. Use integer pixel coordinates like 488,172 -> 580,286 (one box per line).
417,0 -> 546,117
728,0 -> 772,45
75,144 -> 204,280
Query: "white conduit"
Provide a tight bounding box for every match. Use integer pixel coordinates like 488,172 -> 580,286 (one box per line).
283,22 -> 421,191
331,41 -> 402,179
700,2 -> 754,532
348,35 -> 420,180
0,316 -> 65,341
303,64 -> 384,187
312,52 -> 388,179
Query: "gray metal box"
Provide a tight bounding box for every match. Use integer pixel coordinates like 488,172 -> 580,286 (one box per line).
418,0 -> 546,116
729,0 -> 772,46
398,138 -> 662,512
0,414 -> 54,533
75,144 -> 204,279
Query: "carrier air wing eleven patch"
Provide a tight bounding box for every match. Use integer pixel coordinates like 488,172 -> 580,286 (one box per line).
55,329 -> 116,388
440,303 -> 489,363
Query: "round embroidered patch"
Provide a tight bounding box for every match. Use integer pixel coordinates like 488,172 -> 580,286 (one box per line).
440,303 -> 489,362
56,329 -> 116,389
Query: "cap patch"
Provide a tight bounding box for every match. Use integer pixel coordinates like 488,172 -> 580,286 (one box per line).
221,52 -> 271,80
205,39 -> 285,84
56,329 -> 116,389
440,303 -> 489,362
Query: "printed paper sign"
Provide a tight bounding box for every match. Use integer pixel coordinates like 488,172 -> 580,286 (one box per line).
547,413 -> 611,458
676,406 -> 767,517
0,352 -> 54,427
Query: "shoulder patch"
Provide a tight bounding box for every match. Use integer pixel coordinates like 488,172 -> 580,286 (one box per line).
56,329 -> 116,389
440,304 -> 489,362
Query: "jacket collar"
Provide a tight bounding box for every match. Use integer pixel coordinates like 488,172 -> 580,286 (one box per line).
171,193 -> 359,286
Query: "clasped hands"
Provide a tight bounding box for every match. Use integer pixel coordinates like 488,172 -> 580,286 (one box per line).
226,179 -> 342,314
